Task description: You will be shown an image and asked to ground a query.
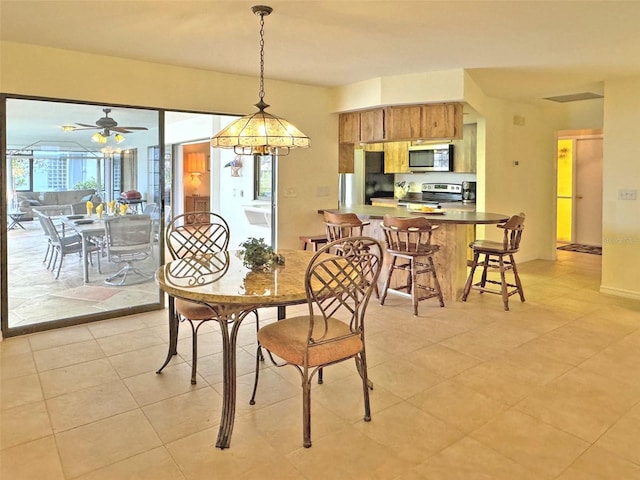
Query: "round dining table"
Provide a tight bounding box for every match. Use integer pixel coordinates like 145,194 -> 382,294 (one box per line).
155,248 -> 317,449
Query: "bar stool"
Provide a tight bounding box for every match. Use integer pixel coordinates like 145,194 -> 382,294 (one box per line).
462,213 -> 526,311
323,212 -> 367,243
299,234 -> 329,252
379,214 -> 444,315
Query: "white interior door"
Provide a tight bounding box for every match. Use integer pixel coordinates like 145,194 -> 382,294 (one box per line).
574,137 -> 603,246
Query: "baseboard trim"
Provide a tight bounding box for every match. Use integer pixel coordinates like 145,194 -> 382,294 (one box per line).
599,286 -> 640,301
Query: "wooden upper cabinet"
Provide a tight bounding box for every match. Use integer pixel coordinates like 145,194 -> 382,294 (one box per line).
338,143 -> 355,173
339,112 -> 360,144
421,103 -> 463,140
453,123 -> 477,173
383,141 -> 410,173
385,106 -> 423,140
360,108 -> 386,142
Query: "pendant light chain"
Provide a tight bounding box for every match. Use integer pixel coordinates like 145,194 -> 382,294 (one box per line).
258,11 -> 266,106
211,5 -> 310,155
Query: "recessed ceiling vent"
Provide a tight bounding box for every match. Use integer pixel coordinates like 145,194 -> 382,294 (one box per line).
543,92 -> 603,103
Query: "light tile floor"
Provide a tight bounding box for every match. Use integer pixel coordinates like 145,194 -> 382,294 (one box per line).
2,250 -> 640,479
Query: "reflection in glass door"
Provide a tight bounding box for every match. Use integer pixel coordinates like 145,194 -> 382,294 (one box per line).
1,96 -> 164,336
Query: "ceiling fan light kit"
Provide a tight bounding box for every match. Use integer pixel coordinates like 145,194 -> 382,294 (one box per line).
63,108 -> 148,145
211,5 -> 310,156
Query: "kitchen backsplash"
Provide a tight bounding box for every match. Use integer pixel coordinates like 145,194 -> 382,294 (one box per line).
395,172 -> 477,192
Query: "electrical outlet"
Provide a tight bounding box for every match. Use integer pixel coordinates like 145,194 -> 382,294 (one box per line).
513,160 -> 520,167
283,187 -> 297,198
618,189 -> 638,200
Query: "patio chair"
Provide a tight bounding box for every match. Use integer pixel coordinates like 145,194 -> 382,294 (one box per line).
39,212 -> 101,279
103,214 -> 154,286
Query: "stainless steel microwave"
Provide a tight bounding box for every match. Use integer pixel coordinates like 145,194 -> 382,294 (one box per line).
408,144 -> 454,172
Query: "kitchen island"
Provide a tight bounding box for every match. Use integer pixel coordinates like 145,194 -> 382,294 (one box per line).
322,206 -> 510,303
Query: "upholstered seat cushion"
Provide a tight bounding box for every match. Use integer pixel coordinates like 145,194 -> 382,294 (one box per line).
175,298 -> 217,321
258,316 -> 362,367
470,240 -> 519,254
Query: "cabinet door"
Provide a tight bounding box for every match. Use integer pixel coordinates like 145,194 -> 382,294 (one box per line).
339,112 -> 360,143
339,143 -> 355,174
421,103 -> 463,139
453,123 -> 477,172
384,141 -> 410,173
362,142 -> 384,152
360,109 -> 385,142
386,106 -> 423,140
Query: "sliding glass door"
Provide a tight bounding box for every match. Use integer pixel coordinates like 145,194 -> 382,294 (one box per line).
1,96 -> 164,336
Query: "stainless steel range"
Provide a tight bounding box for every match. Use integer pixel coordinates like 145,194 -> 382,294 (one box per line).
420,183 -> 463,204
397,183 -> 463,208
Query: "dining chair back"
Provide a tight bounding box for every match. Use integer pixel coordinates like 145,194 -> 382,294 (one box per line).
158,211 -> 258,385
165,211 -> 230,260
251,236 -> 383,448
462,212 -> 526,310
103,214 -> 153,286
379,214 -> 444,314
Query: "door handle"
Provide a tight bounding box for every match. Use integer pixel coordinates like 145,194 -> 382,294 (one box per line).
576,195 -> 583,199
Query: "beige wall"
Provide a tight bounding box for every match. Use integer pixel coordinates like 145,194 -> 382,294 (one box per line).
3,41 -> 639,299
1,41 -> 337,249
601,76 -> 640,299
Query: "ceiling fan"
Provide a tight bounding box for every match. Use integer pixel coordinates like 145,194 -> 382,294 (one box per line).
70,108 -> 149,135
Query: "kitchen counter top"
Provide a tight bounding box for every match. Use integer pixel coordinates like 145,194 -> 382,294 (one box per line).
325,205 -> 505,225
370,197 -> 476,211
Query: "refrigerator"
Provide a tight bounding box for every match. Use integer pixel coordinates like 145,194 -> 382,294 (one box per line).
339,150 -> 395,206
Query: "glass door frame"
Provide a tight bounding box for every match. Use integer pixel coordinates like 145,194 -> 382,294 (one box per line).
1,93 -> 167,338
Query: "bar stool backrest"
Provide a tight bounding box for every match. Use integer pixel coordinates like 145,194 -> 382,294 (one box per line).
323,211 -> 366,242
381,214 -> 439,254
497,213 -> 526,252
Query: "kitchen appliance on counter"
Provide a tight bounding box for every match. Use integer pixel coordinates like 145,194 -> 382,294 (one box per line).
408,144 -> 454,172
462,181 -> 477,204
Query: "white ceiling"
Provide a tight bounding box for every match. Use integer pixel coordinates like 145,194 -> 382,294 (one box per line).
2,0 -> 640,105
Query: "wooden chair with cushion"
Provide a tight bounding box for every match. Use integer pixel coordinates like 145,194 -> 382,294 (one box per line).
379,214 -> 444,315
249,236 -> 383,448
462,212 -> 526,311
157,211 -> 260,384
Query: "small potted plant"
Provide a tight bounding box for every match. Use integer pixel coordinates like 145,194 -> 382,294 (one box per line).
237,237 -> 284,271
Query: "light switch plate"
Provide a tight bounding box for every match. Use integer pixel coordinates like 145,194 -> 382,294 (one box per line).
618,189 -> 638,200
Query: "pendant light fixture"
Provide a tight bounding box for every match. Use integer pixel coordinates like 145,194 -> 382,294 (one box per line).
211,5 -> 310,156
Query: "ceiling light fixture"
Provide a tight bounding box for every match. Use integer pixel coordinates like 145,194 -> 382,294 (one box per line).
114,133 -> 125,144
210,5 -> 310,156
91,132 -> 108,144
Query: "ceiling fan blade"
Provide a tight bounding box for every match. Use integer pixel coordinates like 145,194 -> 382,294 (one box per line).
117,126 -> 149,131
71,126 -> 101,131
112,127 -> 133,133
75,123 -> 99,129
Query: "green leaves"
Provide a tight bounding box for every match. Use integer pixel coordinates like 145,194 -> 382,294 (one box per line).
238,237 -> 284,271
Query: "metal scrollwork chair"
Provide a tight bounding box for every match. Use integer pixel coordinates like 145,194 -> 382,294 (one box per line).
157,211 -> 259,385
380,214 -> 444,315
462,213 -> 526,311
250,236 -> 383,448
103,215 -> 154,286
